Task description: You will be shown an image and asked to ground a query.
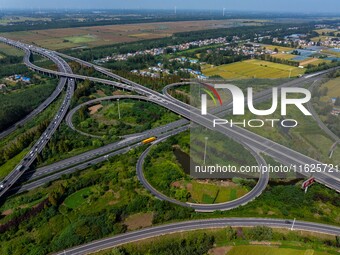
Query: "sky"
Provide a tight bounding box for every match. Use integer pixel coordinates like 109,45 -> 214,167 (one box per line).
0,0 -> 340,13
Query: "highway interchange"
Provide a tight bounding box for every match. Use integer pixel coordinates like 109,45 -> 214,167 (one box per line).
1,36 -> 339,204
0,37 -> 339,253
46,52 -> 340,192
0,37 -> 75,198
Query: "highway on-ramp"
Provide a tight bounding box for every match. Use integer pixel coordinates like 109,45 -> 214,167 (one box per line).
1,37 -> 339,198
136,137 -> 269,212
53,52 -> 340,192
0,38 -> 75,199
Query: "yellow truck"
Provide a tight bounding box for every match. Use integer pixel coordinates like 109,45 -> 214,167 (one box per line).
142,137 -> 157,144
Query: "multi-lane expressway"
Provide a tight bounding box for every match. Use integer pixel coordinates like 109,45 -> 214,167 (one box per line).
6,94 -> 268,213
136,137 -> 269,212
0,36 -> 339,255
52,52 -> 340,192
14,125 -> 189,195
307,80 -> 340,156
0,37 -> 75,198
53,218 -> 340,255
1,36 -> 339,200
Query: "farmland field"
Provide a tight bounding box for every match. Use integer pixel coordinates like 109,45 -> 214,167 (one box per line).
315,28 -> 340,36
311,29 -> 340,42
271,53 -> 330,67
0,16 -> 51,25
311,35 -> 332,42
173,179 -> 249,204
0,19 -> 266,50
320,77 -> 340,102
64,34 -> 98,44
299,58 -> 330,66
203,59 -> 305,79
227,245 -> 332,255
0,42 -> 25,56
272,53 -> 296,60
322,49 -> 340,58
263,44 -> 294,52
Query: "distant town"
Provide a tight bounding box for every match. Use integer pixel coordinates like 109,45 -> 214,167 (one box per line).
94,24 -> 340,80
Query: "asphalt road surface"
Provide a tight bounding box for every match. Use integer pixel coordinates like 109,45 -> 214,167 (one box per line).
53,218 -> 340,255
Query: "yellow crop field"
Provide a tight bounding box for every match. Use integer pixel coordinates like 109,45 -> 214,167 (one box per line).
203,59 -> 305,79
263,44 -> 294,52
322,49 -> 340,58
315,28 -> 340,35
227,245 -> 332,255
320,77 -> 340,102
273,53 -> 296,60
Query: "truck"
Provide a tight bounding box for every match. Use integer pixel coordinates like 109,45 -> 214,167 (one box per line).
16,165 -> 24,171
142,137 -> 157,145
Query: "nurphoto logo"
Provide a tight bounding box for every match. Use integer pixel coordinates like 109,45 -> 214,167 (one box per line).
200,83 -> 312,128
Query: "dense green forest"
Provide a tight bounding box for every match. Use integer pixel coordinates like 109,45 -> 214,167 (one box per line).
0,81 -> 56,132
0,63 -> 28,77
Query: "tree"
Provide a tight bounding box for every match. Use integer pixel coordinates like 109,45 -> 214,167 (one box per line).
335,97 -> 340,106
225,226 -> 237,241
248,226 -> 273,241
336,236 -> 340,247
110,248 -> 125,255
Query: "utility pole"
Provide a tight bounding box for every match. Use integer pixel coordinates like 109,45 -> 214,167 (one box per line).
291,218 -> 296,230
104,155 -> 109,161
203,137 -> 208,165
117,99 -> 121,120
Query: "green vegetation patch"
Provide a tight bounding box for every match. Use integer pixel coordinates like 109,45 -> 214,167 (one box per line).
64,34 -> 97,44
144,130 -> 253,204
74,99 -> 180,137
0,80 -> 56,132
64,187 -> 93,209
227,245 -> 332,255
